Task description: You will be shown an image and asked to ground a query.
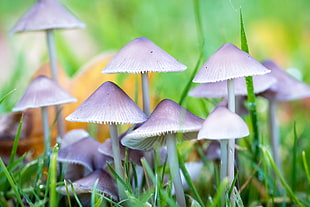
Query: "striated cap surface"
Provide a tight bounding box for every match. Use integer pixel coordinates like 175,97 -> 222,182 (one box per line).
13,75 -> 76,111
198,106 -> 249,140
121,99 -> 203,151
193,43 -> 270,83
11,0 -> 85,33
190,74 -> 275,98
66,81 -> 147,124
103,37 -> 187,74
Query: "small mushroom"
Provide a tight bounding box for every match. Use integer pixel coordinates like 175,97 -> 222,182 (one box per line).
57,169 -> 119,203
66,81 -> 147,199
122,99 -> 203,207
192,43 -> 269,188
260,60 -> 310,171
12,75 -> 76,158
198,106 -> 249,187
102,37 -> 187,115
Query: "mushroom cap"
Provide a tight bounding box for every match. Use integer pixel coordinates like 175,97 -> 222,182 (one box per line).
189,74 -> 276,98
102,37 -> 187,74
193,43 -> 270,83
260,60 -> 310,101
57,136 -> 113,171
121,99 -> 204,151
12,75 -> 76,111
57,169 -> 118,201
11,0 -> 85,33
198,106 -> 249,140
61,129 -> 89,149
66,81 -> 147,125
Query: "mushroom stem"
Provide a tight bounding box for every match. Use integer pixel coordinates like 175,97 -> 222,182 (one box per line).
109,124 -> 125,199
166,134 -> 186,207
141,72 -> 151,115
46,29 -> 66,139
268,99 -> 282,172
227,78 -> 236,204
41,106 -> 50,158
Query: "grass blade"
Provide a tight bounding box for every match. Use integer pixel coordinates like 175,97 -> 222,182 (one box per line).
0,89 -> 16,104
291,121 -> 298,192
177,150 -> 204,207
240,9 -> 260,165
8,113 -> 23,167
262,147 -> 305,207
49,145 -> 59,207
0,158 -> 25,207
302,151 -> 310,185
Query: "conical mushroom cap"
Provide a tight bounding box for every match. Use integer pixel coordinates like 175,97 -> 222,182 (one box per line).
193,43 -> 270,83
13,75 -> 76,111
260,60 -> 310,101
198,106 -> 249,140
102,37 -> 187,74
66,81 -> 147,124
57,169 -> 118,201
11,0 -> 85,33
190,74 -> 275,98
121,99 -> 204,151
57,136 -> 113,171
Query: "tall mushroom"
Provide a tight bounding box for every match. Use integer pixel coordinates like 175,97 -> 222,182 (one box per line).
66,81 -> 147,199
260,60 -> 310,171
192,43 -> 270,189
11,0 -> 85,138
12,75 -> 76,158
102,37 -> 187,115
122,99 -> 203,207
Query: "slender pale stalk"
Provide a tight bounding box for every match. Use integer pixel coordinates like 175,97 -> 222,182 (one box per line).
268,99 -> 282,172
141,72 -> 154,169
41,106 -> 50,158
109,124 -> 125,199
227,78 -> 235,205
46,29 -> 65,139
166,134 -> 186,207
141,72 -> 151,115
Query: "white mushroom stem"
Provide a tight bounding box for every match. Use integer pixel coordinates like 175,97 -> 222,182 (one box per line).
41,106 -> 50,158
109,124 -> 125,199
141,72 -> 151,115
166,134 -> 186,207
46,29 -> 65,139
268,99 -> 282,172
141,72 -> 154,167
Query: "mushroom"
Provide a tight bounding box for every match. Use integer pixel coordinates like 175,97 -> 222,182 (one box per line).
192,43 -> 270,187
66,81 -> 147,198
198,106 -> 249,191
102,37 -> 187,115
122,99 -> 203,207
12,75 -> 76,158
57,169 -> 119,203
11,0 -> 85,138
260,60 -> 310,171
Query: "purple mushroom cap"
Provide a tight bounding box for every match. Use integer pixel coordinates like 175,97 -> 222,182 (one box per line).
12,75 -> 76,112
193,43 -> 270,83
11,0 -> 85,33
198,106 -> 249,140
122,99 -> 204,151
66,81 -> 147,125
103,37 -> 187,74
260,60 -> 310,101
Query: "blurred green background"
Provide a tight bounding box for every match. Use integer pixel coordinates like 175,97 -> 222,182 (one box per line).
1,0 -> 310,203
